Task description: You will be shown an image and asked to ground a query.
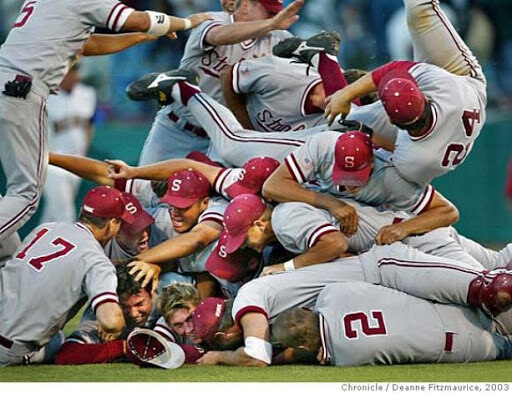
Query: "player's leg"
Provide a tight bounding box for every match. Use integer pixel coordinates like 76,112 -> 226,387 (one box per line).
0,94 -> 48,242
360,242 -> 512,316
404,0 -> 485,82
26,331 -> 65,365
138,109 -> 210,165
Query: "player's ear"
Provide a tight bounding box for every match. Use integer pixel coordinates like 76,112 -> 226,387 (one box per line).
199,197 -> 210,210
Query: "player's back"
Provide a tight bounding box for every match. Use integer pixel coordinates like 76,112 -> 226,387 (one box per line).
0,222 -> 115,347
393,63 -> 487,185
315,282 -> 498,366
0,0 -> 126,91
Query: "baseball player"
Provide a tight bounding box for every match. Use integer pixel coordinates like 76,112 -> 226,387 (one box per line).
39,64 -> 97,224
262,131 -> 458,243
320,0 -> 487,185
273,282 -> 512,366
137,0 -> 304,165
194,242 -> 512,366
55,269 -> 204,365
0,0 -> 212,248
0,186 -> 135,367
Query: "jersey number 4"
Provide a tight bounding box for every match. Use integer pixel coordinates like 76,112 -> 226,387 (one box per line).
16,228 -> 76,271
343,311 -> 387,340
13,1 -> 38,28
441,109 -> 481,168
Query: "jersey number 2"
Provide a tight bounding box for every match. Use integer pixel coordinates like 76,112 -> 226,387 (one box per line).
441,109 -> 480,168
343,311 -> 387,339
13,1 -> 37,28
16,228 -> 76,271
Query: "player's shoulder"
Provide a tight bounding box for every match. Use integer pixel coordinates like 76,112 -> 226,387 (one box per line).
272,201 -> 317,221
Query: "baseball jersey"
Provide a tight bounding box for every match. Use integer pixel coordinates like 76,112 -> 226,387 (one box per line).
285,131 -> 435,214
231,57 -> 324,132
348,63 -> 487,185
0,0 -> 134,91
115,178 -> 160,208
47,83 -> 96,156
315,282 -> 508,366
166,11 -> 293,127
272,201 -> 409,255
0,222 -> 119,347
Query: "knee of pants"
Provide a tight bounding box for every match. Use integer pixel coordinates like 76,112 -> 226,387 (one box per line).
405,0 -> 435,32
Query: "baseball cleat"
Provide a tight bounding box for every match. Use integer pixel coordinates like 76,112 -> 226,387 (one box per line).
272,31 -> 341,64
126,69 -> 199,105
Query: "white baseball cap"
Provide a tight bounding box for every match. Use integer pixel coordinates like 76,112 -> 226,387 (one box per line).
127,328 -> 185,369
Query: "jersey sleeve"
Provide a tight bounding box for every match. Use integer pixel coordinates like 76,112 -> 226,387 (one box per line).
284,133 -> 324,184
383,169 -> 435,215
198,197 -> 228,225
194,19 -> 227,52
83,255 -> 119,313
82,0 -> 135,32
232,280 -> 272,324
212,168 -> 244,200
231,58 -> 270,95
272,203 -> 340,254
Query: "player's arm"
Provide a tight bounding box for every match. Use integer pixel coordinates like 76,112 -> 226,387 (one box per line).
95,302 -> 125,339
54,340 -> 126,365
82,33 -> 161,56
204,0 -> 303,46
220,66 -> 253,129
121,11 -> 213,35
325,61 -> 418,125
49,153 -> 113,186
376,191 -> 459,245
263,165 -> 358,235
197,312 -> 269,367
106,159 -> 221,185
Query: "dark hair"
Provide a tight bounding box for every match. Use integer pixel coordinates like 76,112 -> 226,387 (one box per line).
210,299 -> 244,350
272,308 -> 321,351
343,69 -> 379,106
78,211 -> 120,229
116,263 -> 150,296
151,180 -> 168,198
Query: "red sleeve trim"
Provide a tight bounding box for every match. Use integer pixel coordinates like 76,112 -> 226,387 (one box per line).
200,22 -> 225,51
106,3 -> 123,30
307,226 -> 340,249
112,5 -> 129,31
284,154 -> 306,184
371,61 -> 419,87
114,179 -> 127,192
234,305 -> 268,326
93,298 -> 119,312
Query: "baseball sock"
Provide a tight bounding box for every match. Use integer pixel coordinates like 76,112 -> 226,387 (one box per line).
171,81 -> 201,106
316,53 -> 361,106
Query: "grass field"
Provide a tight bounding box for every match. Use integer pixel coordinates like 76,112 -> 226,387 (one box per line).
0,309 -> 511,383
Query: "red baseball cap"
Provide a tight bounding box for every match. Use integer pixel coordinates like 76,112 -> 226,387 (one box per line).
259,0 -> 283,14
119,193 -> 155,236
223,194 -> 266,254
81,186 -> 135,223
192,297 -> 226,344
332,131 -> 373,186
225,157 -> 280,198
160,169 -> 210,209
186,151 -> 224,168
206,230 -> 250,282
378,69 -> 425,126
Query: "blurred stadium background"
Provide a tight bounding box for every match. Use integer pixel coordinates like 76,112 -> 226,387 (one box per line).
1,0 -> 511,244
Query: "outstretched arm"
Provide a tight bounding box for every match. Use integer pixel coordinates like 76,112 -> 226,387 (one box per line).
83,33 -> 163,56
49,153 -> 113,186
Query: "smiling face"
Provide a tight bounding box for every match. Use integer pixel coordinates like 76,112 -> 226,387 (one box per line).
120,290 -> 153,328
169,198 -> 208,233
117,227 -> 150,254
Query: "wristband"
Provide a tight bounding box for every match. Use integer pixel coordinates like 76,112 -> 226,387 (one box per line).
145,11 -> 171,36
244,336 -> 272,364
183,18 -> 192,30
284,259 -> 295,271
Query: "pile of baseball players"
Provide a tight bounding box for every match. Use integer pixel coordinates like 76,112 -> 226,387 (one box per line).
1,0 -> 512,371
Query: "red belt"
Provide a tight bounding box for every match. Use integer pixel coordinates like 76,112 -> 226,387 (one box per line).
168,111 -> 208,138
0,334 -> 13,349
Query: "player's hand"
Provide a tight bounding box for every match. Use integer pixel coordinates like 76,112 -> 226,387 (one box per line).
128,260 -> 161,294
98,325 -> 122,342
186,13 -> 214,29
260,263 -> 285,276
375,224 -> 407,245
270,0 -> 304,31
166,32 -> 178,40
328,200 -> 358,235
324,89 -> 352,126
105,159 -> 136,180
197,351 -> 220,365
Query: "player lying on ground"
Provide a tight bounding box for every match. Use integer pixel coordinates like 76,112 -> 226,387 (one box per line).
0,0 -> 213,250
0,186 -> 133,367
54,269 -> 204,365
190,242 -> 512,366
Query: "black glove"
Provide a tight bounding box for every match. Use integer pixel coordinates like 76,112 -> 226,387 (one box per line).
3,76 -> 32,99
336,119 -> 373,138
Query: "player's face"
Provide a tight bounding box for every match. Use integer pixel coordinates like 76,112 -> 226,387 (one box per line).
245,0 -> 272,21
120,290 -> 153,327
244,220 -> 269,253
167,306 -> 198,342
117,227 -> 150,254
169,199 -> 207,233
221,0 -> 236,13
